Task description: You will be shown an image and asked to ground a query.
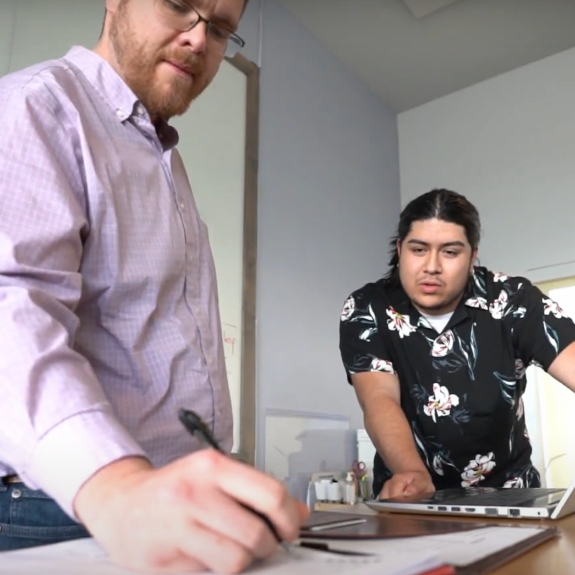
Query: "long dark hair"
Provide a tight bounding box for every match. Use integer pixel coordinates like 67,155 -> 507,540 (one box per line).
383,188 -> 481,288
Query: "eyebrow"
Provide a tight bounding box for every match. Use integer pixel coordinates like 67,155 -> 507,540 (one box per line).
212,12 -> 236,30
406,239 -> 467,248
190,0 -> 237,31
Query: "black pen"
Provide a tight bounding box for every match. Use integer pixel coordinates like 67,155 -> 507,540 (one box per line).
178,408 -> 290,552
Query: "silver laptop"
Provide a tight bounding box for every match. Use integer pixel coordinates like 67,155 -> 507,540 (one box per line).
366,477 -> 575,520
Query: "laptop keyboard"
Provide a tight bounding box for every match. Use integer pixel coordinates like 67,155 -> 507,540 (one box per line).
437,487 -> 564,506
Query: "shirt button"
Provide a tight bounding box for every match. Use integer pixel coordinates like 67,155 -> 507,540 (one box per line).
136,104 -> 145,116
116,109 -> 125,120
11,489 -> 22,499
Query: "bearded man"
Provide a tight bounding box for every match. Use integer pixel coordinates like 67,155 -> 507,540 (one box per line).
0,1 -> 304,572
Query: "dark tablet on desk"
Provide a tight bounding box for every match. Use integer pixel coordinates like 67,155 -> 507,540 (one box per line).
299,510 -> 484,539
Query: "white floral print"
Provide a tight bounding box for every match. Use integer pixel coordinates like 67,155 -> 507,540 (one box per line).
386,307 -> 417,338
493,272 -> 508,283
465,297 -> 488,310
431,331 -> 455,357
516,397 -> 524,420
423,383 -> 460,422
503,477 -> 524,488
461,453 -> 496,488
513,306 -> 526,319
489,290 -> 509,320
543,298 -> 566,319
370,358 -> 395,374
433,454 -> 444,476
341,296 -> 355,321
515,359 -> 526,380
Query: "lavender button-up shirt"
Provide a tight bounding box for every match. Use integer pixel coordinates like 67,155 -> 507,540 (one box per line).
0,46 -> 233,517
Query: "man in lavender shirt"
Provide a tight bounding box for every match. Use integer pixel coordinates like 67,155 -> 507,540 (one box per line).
0,0 -> 306,572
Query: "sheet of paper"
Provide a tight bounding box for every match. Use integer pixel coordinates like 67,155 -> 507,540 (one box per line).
1,537 -> 441,575
308,525 -> 552,567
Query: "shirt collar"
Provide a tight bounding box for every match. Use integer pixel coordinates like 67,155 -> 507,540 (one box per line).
62,46 -> 179,150
389,272 -> 481,331
63,46 -> 139,123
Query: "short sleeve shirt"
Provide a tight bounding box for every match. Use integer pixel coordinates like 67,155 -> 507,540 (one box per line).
339,267 -> 575,494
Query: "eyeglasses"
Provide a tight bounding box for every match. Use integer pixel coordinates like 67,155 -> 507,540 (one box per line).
154,0 -> 245,58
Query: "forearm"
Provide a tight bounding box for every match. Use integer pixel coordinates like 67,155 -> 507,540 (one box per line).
363,396 -> 428,475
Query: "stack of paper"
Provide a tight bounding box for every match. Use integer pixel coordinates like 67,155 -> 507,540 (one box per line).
302,525 -> 555,569
1,537 -> 442,575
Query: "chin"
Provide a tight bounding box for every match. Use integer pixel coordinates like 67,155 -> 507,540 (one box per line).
418,297 -> 459,315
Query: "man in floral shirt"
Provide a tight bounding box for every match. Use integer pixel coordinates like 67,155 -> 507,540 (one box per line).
339,188 -> 575,499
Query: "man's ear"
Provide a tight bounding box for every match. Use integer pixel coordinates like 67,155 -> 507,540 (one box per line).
470,247 -> 479,270
396,239 -> 402,258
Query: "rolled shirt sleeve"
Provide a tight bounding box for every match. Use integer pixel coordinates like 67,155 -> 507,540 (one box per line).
0,76 -> 145,519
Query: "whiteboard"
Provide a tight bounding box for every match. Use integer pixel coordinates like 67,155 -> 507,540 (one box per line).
171,61 -> 248,453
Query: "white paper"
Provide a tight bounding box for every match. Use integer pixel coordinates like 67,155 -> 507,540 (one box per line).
308,525 -> 552,567
0,537 -> 441,575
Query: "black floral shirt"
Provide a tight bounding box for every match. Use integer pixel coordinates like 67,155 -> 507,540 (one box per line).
339,267 -> 575,495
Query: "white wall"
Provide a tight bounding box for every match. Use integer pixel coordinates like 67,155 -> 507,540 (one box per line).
398,46 -> 575,284
398,46 -> 575,486
255,0 -> 400,465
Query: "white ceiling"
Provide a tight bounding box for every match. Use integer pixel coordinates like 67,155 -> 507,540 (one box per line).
279,0 -> 575,112
401,0 -> 463,19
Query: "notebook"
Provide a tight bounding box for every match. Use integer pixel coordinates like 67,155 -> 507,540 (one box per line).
300,511 -> 482,539
1,513 -> 557,575
301,511 -> 368,532
298,512 -> 559,574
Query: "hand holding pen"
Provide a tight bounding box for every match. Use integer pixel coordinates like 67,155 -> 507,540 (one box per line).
178,409 -> 310,551
74,412 -> 307,575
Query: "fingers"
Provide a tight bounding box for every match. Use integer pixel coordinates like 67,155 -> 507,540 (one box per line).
403,484 -> 419,496
135,513 -> 262,574
380,476 -> 408,499
172,523 -> 255,575
295,500 -> 310,523
184,488 -> 279,560
380,474 -> 433,498
129,549 -> 207,574
195,451 -> 302,542
403,477 -> 434,497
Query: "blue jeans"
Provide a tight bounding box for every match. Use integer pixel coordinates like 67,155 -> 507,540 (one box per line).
0,480 -> 90,551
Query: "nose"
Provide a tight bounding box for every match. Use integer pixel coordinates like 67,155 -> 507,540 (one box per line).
181,21 -> 208,53
424,250 -> 441,274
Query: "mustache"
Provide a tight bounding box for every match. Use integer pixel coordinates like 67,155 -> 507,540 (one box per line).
161,50 -> 205,75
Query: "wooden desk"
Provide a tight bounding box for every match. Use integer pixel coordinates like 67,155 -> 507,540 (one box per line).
315,503 -> 575,574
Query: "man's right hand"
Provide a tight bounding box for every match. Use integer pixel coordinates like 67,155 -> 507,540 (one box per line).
378,470 -> 435,499
74,452 -> 308,574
